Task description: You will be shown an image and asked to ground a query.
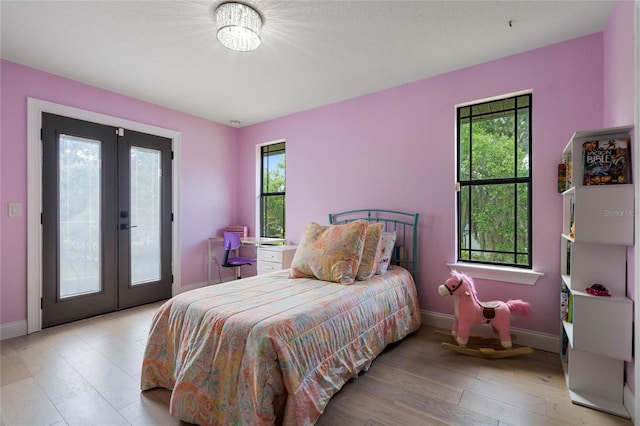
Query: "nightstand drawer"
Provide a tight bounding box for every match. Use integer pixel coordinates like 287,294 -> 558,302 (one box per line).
257,261 -> 284,275
256,245 -> 297,275
257,248 -> 283,263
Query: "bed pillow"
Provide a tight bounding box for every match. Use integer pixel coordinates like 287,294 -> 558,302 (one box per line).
356,222 -> 385,280
290,220 -> 368,284
375,231 -> 397,275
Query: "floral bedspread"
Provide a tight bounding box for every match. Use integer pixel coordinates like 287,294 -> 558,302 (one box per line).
140,267 -> 421,425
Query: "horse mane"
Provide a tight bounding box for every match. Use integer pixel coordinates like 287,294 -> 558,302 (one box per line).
451,270 -> 478,299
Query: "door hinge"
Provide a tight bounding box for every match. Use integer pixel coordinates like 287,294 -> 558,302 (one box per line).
40,128 -> 43,141
171,213 -> 174,222
41,297 -> 43,309
41,213 -> 43,225
455,182 -> 461,192
171,151 -> 174,160
116,128 -> 125,136
171,275 -> 174,283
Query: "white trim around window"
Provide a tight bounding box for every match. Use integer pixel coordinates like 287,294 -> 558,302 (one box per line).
447,262 -> 543,285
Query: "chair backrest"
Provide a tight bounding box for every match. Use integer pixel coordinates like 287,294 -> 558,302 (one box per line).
223,232 -> 242,251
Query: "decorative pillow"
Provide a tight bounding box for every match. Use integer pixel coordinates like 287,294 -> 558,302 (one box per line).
356,223 -> 385,280
290,220 -> 368,284
375,231 -> 397,275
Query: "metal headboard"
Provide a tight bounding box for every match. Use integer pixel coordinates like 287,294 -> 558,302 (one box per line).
328,209 -> 419,278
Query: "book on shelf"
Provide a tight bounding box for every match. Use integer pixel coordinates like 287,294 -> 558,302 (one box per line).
563,153 -> 573,188
582,138 -> 630,185
569,201 -> 574,239
561,282 -> 570,320
557,163 -> 566,193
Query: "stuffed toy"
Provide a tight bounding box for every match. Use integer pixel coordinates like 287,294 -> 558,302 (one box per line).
438,270 -> 532,349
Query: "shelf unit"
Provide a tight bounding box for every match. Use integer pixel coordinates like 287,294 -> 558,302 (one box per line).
559,125 -> 633,418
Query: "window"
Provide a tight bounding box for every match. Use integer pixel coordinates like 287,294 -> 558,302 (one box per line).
260,142 -> 285,238
457,94 -> 532,268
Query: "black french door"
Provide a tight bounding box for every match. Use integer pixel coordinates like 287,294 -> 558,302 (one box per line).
42,113 -> 172,328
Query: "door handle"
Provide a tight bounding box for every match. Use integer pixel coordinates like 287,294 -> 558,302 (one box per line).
120,224 -> 138,230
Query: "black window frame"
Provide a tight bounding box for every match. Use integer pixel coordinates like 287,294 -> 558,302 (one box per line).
456,94 -> 533,268
260,142 -> 286,238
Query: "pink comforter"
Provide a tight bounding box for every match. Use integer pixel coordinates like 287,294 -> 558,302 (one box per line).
140,267 -> 421,425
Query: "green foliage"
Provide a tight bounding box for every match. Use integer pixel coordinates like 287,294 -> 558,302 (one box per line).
459,107 -> 530,266
264,158 -> 285,192
261,152 -> 285,238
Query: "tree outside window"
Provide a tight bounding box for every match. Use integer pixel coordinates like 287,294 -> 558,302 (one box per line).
457,94 -> 532,268
260,142 -> 285,238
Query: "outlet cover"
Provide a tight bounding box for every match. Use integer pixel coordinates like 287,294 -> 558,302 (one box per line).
8,203 -> 22,217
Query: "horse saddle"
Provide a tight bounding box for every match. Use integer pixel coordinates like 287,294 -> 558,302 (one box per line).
480,301 -> 501,320
482,307 -> 496,320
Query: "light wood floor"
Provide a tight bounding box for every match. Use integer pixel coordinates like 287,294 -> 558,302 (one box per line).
1,302 -> 633,426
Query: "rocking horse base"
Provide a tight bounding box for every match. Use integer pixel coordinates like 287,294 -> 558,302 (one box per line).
441,342 -> 533,358
435,330 -> 533,358
433,329 -> 518,344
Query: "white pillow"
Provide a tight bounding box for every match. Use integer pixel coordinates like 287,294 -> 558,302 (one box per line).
375,231 -> 397,274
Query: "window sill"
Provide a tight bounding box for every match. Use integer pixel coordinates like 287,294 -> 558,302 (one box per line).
447,262 -> 544,285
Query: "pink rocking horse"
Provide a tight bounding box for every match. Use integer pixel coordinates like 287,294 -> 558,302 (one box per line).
438,271 -> 532,351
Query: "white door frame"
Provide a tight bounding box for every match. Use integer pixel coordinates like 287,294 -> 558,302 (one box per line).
27,98 -> 182,333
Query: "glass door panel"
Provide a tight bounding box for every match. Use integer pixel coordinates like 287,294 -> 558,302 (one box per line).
42,113 -> 118,328
117,129 -> 172,310
130,147 -> 162,285
59,134 -> 102,298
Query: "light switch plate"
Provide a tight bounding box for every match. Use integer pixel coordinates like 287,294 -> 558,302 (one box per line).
8,203 -> 22,217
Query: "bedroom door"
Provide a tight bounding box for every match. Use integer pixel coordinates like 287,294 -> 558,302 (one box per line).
41,113 -> 172,328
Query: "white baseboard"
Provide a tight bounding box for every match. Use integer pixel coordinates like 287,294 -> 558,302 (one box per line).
421,310 -> 560,353
624,384 -> 635,423
1,320 -> 27,341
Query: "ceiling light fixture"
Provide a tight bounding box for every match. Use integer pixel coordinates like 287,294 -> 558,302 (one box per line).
215,2 -> 262,52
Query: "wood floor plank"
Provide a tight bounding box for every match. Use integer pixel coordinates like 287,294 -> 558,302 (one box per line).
0,351 -> 32,386
459,387 -> 570,426
324,381 -> 451,425
545,398 -> 635,426
54,387 -> 130,425
365,362 -> 463,404
0,377 -> 64,425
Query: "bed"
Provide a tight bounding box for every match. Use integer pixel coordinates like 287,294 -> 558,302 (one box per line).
140,209 -> 421,425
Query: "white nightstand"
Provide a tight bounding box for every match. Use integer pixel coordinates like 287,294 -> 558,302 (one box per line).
257,245 -> 297,275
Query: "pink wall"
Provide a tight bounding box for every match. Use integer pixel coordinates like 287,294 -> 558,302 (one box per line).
602,0 -> 636,395
237,33 -> 606,336
604,1 -> 636,128
0,60 -> 237,324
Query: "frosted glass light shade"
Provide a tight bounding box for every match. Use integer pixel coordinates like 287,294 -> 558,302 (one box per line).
215,2 -> 262,52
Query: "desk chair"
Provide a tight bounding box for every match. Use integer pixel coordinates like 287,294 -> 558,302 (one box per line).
222,232 -> 256,279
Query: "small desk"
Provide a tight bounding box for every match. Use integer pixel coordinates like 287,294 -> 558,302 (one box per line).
208,237 -> 287,282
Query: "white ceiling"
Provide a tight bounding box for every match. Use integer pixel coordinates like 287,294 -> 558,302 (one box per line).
1,0 -> 615,127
